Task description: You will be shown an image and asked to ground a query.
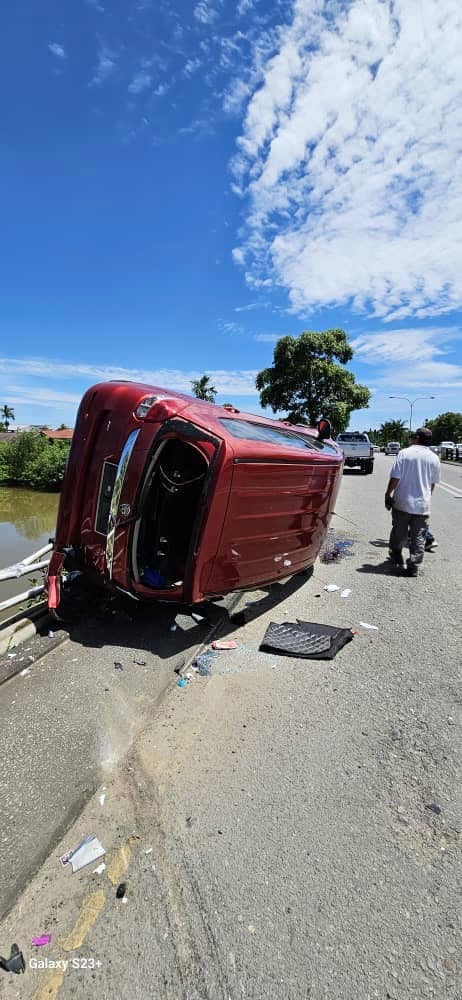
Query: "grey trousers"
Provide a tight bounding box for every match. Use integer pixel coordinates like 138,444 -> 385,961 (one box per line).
389,507 -> 429,565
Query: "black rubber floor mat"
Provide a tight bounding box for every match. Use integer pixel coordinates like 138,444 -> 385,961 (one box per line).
260,620 -> 353,660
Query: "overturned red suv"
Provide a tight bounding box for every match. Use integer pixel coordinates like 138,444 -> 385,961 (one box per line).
47,382 -> 343,610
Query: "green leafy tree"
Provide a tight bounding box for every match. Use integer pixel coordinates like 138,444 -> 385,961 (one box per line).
191,375 -> 217,402
57,422 -> 70,430
0,431 -> 70,489
378,419 -> 408,446
425,412 -> 462,444
1,404 -> 15,430
255,329 -> 371,434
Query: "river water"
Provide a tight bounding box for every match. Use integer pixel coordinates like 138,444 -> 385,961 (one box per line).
0,487 -> 59,621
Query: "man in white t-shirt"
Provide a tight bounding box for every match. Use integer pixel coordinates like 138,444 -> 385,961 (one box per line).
384,427 -> 440,576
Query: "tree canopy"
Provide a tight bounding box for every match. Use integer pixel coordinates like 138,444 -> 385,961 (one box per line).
255,329 -> 370,433
191,375 -> 217,402
378,419 -> 408,444
1,404 -> 15,430
425,411 -> 462,444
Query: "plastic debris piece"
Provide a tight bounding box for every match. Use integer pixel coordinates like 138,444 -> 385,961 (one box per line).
177,677 -> 187,688
32,935 -> 52,947
191,612 -> 206,623
324,584 -> 340,592
212,639 -> 238,650
359,622 -> 379,630
99,794 -> 106,807
116,882 -> 127,899
7,653 -> 17,658
48,630 -> 55,638
60,834 -> 106,873
185,672 -> 193,680
20,668 -> 31,677
133,659 -> 146,666
144,847 -> 153,855
0,944 -> 26,974
93,862 -> 106,875
114,661 -> 124,671
174,657 -> 186,675
169,623 -> 178,632
193,650 -> 218,676
260,620 -> 353,660
340,589 -> 352,598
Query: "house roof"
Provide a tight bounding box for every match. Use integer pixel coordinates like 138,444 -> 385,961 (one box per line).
42,428 -> 74,440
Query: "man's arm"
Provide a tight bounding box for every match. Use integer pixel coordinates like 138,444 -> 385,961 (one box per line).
385,476 -> 400,509
386,476 -> 400,498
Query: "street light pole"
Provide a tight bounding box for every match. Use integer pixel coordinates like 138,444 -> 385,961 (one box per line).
389,396 -> 435,434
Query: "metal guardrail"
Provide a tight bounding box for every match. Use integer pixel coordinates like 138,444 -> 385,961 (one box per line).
0,543 -> 52,615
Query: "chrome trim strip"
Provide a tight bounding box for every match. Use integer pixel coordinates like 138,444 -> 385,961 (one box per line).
106,429 -> 140,578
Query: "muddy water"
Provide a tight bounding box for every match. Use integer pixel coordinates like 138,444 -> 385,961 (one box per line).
0,487 -> 59,620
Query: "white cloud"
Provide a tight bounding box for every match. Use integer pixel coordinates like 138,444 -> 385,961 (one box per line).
90,45 -> 117,85
128,70 -> 152,94
194,1 -> 219,25
237,0 -> 254,14
0,358 -> 258,396
350,326 -> 462,393
184,57 -> 202,77
153,83 -> 169,97
48,43 -> 66,60
351,327 -> 461,364
231,0 -> 462,321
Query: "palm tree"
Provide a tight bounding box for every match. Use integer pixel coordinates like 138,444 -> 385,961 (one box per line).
1,404 -> 15,431
191,375 -> 217,402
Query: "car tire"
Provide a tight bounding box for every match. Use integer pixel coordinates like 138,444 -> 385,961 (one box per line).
366,460 -> 374,474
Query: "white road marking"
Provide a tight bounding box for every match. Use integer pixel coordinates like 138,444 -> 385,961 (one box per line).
438,480 -> 462,498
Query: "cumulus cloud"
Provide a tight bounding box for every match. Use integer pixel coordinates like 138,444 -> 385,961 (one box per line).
128,70 -> 152,94
184,57 -> 202,77
231,0 -> 462,322
90,45 -> 117,85
194,1 -> 219,25
48,43 -> 66,60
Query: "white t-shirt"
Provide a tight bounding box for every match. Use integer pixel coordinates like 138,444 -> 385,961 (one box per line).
391,445 -> 440,515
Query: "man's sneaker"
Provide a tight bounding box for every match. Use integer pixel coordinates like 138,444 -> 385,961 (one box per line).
425,540 -> 438,552
388,549 -> 404,567
406,562 -> 418,577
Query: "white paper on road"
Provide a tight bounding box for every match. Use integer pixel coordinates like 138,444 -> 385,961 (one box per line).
60,834 -> 106,873
359,621 -> 379,630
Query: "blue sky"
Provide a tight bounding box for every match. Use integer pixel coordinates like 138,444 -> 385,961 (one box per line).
1,0 -> 461,431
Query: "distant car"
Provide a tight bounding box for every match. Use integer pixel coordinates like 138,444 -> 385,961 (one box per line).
440,440 -> 456,453
372,444 -> 380,454
335,432 -> 374,474
385,441 -> 401,455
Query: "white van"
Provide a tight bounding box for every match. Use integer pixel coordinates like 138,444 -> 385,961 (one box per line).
385,441 -> 401,455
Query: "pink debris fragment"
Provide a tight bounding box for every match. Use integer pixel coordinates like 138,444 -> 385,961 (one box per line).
211,640 -> 238,650
32,935 -> 52,947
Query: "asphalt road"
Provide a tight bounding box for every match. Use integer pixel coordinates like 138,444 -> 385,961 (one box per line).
0,454 -> 460,1000
0,592 -> 233,921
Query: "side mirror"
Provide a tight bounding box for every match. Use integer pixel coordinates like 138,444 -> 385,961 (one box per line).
317,417 -> 331,441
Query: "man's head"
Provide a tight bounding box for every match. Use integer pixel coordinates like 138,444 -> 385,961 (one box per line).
411,427 -> 432,446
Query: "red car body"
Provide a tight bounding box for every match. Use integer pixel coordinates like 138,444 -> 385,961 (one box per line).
47,382 -> 343,609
